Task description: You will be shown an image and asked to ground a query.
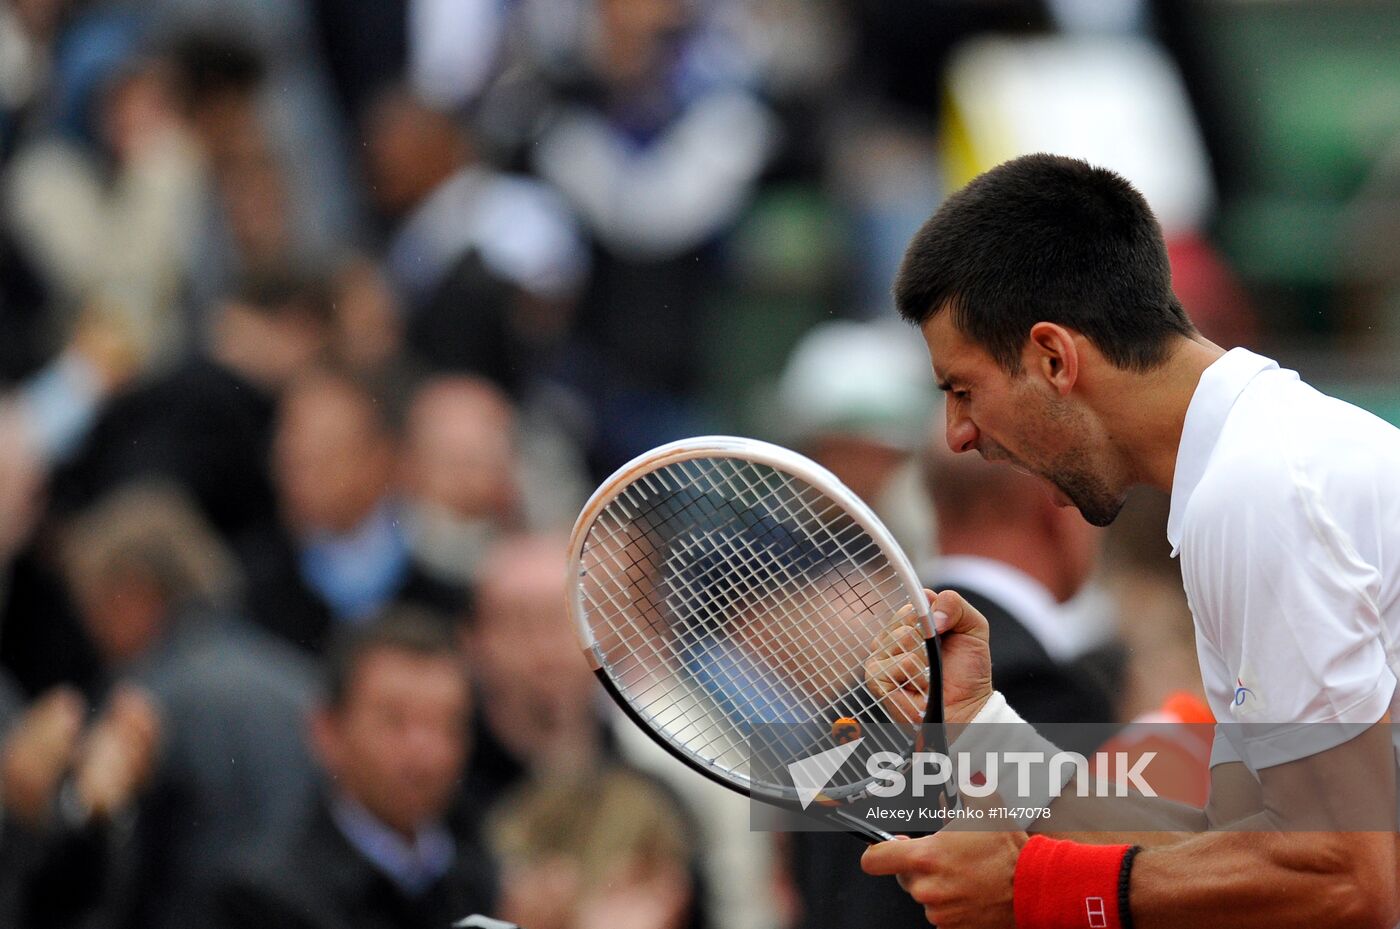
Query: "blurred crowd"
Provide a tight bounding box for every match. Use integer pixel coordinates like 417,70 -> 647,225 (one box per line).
0,0 -> 1395,928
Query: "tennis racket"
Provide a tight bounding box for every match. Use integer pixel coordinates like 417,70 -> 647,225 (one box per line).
566,436 -> 952,842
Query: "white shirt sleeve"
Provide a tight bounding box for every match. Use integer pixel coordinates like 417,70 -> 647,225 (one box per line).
1181,453 -> 1396,769
1190,635 -> 1249,769
1208,724 -> 1244,770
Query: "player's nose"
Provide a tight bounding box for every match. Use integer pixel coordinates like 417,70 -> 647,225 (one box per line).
945,410 -> 978,454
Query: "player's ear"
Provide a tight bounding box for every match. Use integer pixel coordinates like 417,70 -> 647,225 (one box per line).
1026,322 -> 1078,396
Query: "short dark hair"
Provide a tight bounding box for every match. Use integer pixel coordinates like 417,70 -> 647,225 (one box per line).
894,153 -> 1194,372
323,607 -> 461,709
166,31 -> 265,113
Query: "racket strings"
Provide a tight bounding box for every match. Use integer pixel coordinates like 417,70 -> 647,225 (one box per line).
607,461 -> 923,743
580,456 -> 930,791
591,460 -> 909,727
598,458 -> 921,738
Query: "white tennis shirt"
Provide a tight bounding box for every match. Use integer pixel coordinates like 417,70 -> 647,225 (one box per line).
1167,348 -> 1400,771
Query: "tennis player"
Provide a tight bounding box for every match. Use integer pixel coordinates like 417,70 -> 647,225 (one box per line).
861,154 -> 1400,929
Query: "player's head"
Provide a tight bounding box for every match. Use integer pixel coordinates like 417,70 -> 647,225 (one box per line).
895,153 -> 1196,526
315,608 -> 469,837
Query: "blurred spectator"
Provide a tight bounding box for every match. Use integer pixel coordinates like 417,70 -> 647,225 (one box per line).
522,0 -> 777,259
398,374 -> 589,593
150,2 -> 361,278
0,0 -> 67,160
460,534 -> 604,810
166,31 -> 351,321
0,682 -> 85,833
482,0 -> 780,472
3,41 -> 203,371
254,366 -> 461,650
460,533 -> 775,929
313,0 -> 512,123
209,608 -> 495,929
0,679 -> 162,929
489,768 -> 700,929
5,277 -> 319,688
60,482 -> 319,929
45,273 -> 331,549
362,87 -> 585,396
400,376 -> 523,592
771,319 -> 935,567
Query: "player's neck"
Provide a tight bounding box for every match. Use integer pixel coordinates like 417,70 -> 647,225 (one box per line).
1106,334 -> 1226,493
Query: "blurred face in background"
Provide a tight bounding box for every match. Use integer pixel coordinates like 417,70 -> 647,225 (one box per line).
596,0 -> 691,85
72,563 -> 168,666
400,377 -> 520,584
99,62 -> 181,165
402,378 -> 518,522
467,537 -> 599,771
314,646 -> 470,837
362,91 -> 467,219
273,373 -> 396,536
210,295 -> 329,392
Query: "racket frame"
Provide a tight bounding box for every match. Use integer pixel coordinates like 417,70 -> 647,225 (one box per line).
566,436 -> 948,843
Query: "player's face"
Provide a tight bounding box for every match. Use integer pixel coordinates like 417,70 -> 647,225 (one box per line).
922,313 -> 1126,527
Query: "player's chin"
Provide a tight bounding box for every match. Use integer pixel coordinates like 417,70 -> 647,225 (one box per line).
1047,479 -> 1123,527
1076,494 -> 1126,528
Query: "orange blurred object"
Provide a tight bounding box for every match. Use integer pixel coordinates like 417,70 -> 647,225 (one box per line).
1096,691 -> 1214,807
831,717 -> 861,745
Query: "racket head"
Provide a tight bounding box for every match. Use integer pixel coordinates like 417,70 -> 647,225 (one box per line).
566,436 -> 941,820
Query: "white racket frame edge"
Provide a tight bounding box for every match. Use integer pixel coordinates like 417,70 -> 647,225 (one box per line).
564,435 -> 934,672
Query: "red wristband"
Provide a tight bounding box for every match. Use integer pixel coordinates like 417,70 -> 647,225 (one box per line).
1014,836 -> 1133,929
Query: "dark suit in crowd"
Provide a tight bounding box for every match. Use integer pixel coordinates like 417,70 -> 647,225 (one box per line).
209,791 -> 496,929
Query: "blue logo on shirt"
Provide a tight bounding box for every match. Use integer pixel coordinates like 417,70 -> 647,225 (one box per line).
1233,677 -> 1255,707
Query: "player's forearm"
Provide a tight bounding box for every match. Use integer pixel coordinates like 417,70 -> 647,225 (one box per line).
1034,787 -> 1209,835
1131,831 -> 1399,929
